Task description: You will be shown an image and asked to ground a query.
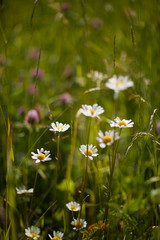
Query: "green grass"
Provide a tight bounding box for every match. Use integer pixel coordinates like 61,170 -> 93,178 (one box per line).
0,0 -> 160,239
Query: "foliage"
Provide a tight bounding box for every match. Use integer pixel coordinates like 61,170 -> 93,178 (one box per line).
0,0 -> 160,239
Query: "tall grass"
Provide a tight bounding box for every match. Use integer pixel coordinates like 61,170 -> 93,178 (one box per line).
0,0 -> 160,239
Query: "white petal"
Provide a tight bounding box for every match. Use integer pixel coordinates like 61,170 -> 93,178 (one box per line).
95,137 -> 103,142
98,130 -> 104,138
99,143 -> 106,148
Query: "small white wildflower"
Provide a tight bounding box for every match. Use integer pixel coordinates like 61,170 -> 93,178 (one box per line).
31,148 -> 52,163
25,226 -> 40,239
87,70 -> 107,82
49,122 -> 70,132
105,3 -> 114,12
71,218 -> 87,231
110,117 -> 134,128
105,75 -> 133,93
80,104 -> 104,119
48,230 -> 64,240
66,201 -> 81,212
16,186 -> 33,194
79,144 -> 98,160
96,130 -> 120,148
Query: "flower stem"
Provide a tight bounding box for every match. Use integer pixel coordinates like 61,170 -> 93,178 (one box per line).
57,133 -> 60,168
54,133 -> 60,201
103,129 -> 122,239
66,110 -> 81,181
30,165 -> 38,214
80,118 -> 92,217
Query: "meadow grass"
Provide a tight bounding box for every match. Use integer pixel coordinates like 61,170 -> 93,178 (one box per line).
0,0 -> 160,239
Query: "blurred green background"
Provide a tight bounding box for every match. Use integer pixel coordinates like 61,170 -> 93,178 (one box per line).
0,0 -> 160,239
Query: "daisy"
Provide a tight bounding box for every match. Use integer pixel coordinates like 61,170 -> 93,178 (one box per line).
49,122 -> 70,132
80,104 -> 104,119
110,117 -> 134,128
71,218 -> 87,231
105,75 -> 133,93
48,230 -> 64,240
25,226 -> 40,239
66,201 -> 81,212
79,144 -> 98,160
96,130 -> 120,148
16,186 -> 33,194
31,148 -> 52,163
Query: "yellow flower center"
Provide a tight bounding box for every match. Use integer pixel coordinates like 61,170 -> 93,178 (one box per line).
115,80 -> 124,86
90,108 -> 95,115
52,237 -> 60,240
57,126 -> 63,131
31,232 -> 37,237
37,153 -> 46,160
70,206 -> 77,210
103,135 -> 113,144
118,120 -> 127,126
74,221 -> 82,228
84,149 -> 93,156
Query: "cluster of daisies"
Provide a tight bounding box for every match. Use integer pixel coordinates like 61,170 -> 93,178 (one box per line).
30,109 -> 134,164
30,122 -> 70,164
29,75 -> 134,165
66,201 -> 87,231
18,75 -> 134,239
79,107 -> 134,159
25,226 -> 63,240
24,202 -> 86,240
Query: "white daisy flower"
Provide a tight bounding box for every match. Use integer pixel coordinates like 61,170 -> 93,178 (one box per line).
79,144 -> 98,160
16,186 -> 33,194
25,226 -> 40,239
31,148 -> 52,163
110,117 -> 134,128
48,230 -> 64,240
80,104 -> 104,119
96,130 -> 120,148
71,218 -> 87,231
66,201 -> 81,212
87,70 -> 107,82
105,75 -> 134,93
49,122 -> 70,132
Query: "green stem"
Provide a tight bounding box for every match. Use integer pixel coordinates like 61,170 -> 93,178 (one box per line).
80,118 -> 92,217
103,129 -> 122,239
153,141 -> 157,176
66,111 -> 80,181
54,134 -> 60,201
57,133 -> 60,168
30,165 -> 39,215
